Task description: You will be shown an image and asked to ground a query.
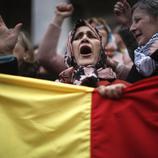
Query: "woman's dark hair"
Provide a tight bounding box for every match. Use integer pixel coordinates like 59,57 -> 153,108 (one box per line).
132,0 -> 158,18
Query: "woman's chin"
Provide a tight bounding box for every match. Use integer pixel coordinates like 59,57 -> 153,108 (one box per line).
77,60 -> 96,67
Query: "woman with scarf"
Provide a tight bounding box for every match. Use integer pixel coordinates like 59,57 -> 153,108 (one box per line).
113,0 -> 158,82
37,2 -> 131,81
57,19 -> 129,98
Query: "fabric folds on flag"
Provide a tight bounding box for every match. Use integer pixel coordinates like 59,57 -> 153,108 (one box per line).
0,74 -> 158,158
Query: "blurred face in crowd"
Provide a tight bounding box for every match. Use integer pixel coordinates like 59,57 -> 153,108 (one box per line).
72,26 -> 101,66
130,7 -> 158,46
89,20 -> 117,58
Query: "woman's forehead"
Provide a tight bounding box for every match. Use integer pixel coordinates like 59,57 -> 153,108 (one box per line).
132,6 -> 156,19
75,26 -> 94,34
70,20 -> 102,42
133,7 -> 147,15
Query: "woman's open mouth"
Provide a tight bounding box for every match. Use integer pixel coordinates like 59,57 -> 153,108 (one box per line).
80,45 -> 92,56
134,32 -> 142,41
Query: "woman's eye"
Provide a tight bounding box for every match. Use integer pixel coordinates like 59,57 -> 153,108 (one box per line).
87,32 -> 97,39
74,33 -> 83,40
73,31 -> 97,40
135,18 -> 141,23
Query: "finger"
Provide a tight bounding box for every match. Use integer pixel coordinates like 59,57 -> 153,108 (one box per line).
124,1 -> 131,10
104,88 -> 115,98
67,4 -> 73,10
115,2 -> 128,12
14,23 -> 22,33
114,87 -> 123,98
108,88 -> 117,98
0,15 -> 6,26
114,2 -> 125,8
114,9 -> 122,16
114,3 -> 125,14
97,86 -> 106,97
57,3 -> 73,12
112,90 -> 121,99
106,84 -> 125,98
108,88 -> 123,99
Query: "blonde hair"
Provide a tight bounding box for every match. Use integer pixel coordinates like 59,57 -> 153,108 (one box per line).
17,31 -> 34,63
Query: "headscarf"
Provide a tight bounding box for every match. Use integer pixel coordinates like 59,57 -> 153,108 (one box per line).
58,19 -> 116,87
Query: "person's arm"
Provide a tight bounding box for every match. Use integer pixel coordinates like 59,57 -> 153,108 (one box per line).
118,28 -> 138,62
37,3 -> 73,74
114,0 -> 138,62
106,57 -> 131,80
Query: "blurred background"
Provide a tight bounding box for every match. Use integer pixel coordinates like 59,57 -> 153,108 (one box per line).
0,0 -> 138,51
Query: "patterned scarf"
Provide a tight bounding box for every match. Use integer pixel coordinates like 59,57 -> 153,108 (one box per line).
135,33 -> 158,56
134,33 -> 158,76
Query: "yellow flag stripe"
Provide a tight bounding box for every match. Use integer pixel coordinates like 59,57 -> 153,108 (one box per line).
0,74 -> 93,158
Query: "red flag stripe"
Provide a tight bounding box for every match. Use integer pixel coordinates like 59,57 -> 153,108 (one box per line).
91,76 -> 158,158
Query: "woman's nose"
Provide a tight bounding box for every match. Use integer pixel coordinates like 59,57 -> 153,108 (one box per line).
129,23 -> 136,33
81,34 -> 89,43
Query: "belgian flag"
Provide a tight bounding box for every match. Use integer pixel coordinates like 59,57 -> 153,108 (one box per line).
0,74 -> 158,158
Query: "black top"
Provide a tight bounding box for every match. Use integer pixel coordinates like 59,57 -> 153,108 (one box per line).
0,55 -> 18,75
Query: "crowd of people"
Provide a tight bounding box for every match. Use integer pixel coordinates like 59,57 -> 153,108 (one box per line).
0,0 -> 158,98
